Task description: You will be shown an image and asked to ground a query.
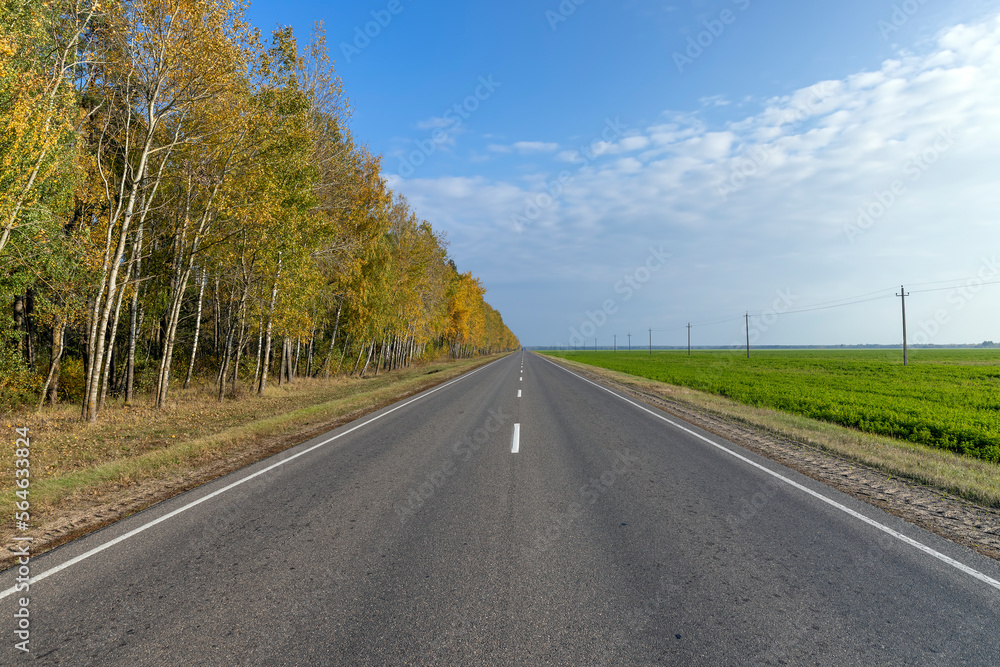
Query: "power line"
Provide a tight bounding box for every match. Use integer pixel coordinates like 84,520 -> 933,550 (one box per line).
643,278 -> 1000,344
905,275 -> 999,289
691,314 -> 745,328
750,276 -> 1000,316
764,293 -> 895,316
738,286 -> 897,318
910,279 -> 1000,294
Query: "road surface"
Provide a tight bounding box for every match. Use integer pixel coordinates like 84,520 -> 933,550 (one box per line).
2,351 -> 999,664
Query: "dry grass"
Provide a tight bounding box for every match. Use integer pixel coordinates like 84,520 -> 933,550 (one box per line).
1,355 -> 505,545
549,355 -> 1000,508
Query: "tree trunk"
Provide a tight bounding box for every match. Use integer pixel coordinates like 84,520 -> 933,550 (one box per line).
278,338 -> 287,386
12,295 -> 25,360
82,115 -> 175,422
351,342 -> 365,376
338,334 -> 351,375
217,316 -> 236,401
153,271 -> 186,408
155,199 -> 217,408
24,291 -> 35,369
213,276 -> 221,357
306,328 -> 315,377
257,256 -> 281,395
218,284 -> 249,401
324,300 -> 342,378
183,268 -> 207,389
124,221 -> 144,405
252,315 -> 264,388
373,338 -> 383,378
39,315 -> 66,408
360,340 -> 375,378
99,264 -> 130,411
230,314 -> 247,391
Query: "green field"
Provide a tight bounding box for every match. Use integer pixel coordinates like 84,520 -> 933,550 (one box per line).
545,349 -> 1000,463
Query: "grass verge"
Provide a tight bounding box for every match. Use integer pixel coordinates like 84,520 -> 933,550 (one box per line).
544,354 -> 1000,509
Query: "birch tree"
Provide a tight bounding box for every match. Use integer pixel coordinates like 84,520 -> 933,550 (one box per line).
80,0 -> 254,420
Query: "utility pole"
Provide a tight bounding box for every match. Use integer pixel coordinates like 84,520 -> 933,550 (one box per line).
897,285 -> 910,366
614,334 -> 616,352
595,338 -> 597,352
627,333 -> 631,352
745,312 -> 750,359
687,323 -> 692,356
648,329 -> 652,354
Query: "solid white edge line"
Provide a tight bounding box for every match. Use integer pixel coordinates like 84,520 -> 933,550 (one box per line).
537,355 -> 1000,594
0,355 -> 513,601
511,423 -> 521,454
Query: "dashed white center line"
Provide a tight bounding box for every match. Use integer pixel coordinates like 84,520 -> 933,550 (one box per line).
517,389 -> 522,398
511,424 -> 520,453
520,376 -> 523,381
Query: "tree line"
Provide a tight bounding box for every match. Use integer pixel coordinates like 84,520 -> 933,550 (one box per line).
0,0 -> 518,420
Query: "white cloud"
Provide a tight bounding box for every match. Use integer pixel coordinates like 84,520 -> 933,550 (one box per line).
699,94 -> 731,107
489,141 -> 560,154
513,141 -> 559,152
415,116 -> 456,130
393,12 -> 1000,345
618,136 -> 651,151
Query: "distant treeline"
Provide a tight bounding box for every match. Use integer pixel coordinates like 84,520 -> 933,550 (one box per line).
0,0 -> 518,419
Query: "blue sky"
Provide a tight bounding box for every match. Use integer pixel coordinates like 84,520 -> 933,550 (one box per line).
247,0 -> 1000,347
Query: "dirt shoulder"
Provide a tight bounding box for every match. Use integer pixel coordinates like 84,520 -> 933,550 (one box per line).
1,355 -> 507,570
545,355 -> 1000,562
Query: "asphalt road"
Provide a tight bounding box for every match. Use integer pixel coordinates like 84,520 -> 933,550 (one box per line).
2,351 -> 999,665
